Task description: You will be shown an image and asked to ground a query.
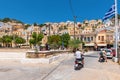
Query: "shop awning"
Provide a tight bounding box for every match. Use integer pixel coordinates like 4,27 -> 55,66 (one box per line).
97,44 -> 107,46
84,43 -> 94,46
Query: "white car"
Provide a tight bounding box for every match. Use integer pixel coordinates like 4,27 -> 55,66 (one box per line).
105,49 -> 112,58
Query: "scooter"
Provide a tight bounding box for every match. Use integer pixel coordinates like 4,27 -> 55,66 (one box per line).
74,59 -> 83,70
98,56 -> 105,62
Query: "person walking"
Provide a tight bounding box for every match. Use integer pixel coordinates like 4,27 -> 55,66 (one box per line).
102,49 -> 107,62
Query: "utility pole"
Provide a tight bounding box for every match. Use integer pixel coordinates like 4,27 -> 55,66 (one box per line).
74,16 -> 77,40
12,26 -> 15,48
49,23 -> 51,37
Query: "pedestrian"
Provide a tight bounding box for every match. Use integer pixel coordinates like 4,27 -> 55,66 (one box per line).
102,49 -> 107,62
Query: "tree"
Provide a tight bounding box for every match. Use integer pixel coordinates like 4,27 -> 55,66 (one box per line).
2,18 -> 11,23
1,17 -> 24,24
15,37 -> 26,45
12,19 -> 24,24
0,37 -> 3,42
2,35 -> 13,47
68,39 -> 83,49
24,24 -> 31,29
29,32 -> 44,47
48,35 -> 61,49
60,33 -> 70,48
33,23 -> 38,26
38,24 -> 46,27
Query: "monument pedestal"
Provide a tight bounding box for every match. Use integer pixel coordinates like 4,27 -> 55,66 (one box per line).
113,57 -> 119,63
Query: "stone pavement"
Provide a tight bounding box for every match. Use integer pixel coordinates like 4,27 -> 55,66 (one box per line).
0,50 -> 120,80
69,60 -> 120,80
0,48 -> 31,52
43,52 -> 120,80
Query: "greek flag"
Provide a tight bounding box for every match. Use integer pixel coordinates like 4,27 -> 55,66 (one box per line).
103,4 -> 115,21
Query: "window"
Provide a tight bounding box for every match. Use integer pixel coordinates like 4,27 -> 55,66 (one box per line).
101,36 -> 104,41
98,36 -> 100,40
91,37 -> 93,41
84,37 -> 86,41
88,37 -> 90,42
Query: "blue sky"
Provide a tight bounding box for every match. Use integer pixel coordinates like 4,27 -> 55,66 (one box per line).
0,0 -> 119,24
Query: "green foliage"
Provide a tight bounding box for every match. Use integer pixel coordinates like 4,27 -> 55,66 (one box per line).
29,39 -> 35,45
61,33 -> 70,47
29,32 -> 44,46
47,33 -> 70,49
15,37 -> 26,44
1,17 -> 24,24
0,35 -> 26,47
2,35 -> 13,43
24,24 -> 31,29
50,43 -> 59,49
38,24 -> 46,27
48,35 -> 61,44
12,19 -> 24,24
37,33 -> 44,42
69,39 -> 82,49
48,35 -> 61,49
2,18 -> 11,23
32,32 -> 37,39
33,22 -> 38,26
0,37 -> 3,42
0,35 -> 13,47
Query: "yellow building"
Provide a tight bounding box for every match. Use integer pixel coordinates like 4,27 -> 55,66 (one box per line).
96,29 -> 114,49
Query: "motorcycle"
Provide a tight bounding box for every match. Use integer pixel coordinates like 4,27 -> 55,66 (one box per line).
98,56 -> 105,62
74,59 -> 83,70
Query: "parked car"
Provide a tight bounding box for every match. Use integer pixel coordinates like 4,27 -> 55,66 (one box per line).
105,49 -> 113,58
111,48 -> 116,57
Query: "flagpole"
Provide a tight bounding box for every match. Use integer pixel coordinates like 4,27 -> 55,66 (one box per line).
114,0 -> 119,62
